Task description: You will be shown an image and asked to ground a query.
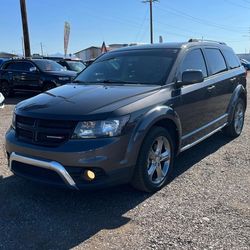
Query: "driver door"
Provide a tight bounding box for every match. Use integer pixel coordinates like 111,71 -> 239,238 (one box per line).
174,48 -> 217,146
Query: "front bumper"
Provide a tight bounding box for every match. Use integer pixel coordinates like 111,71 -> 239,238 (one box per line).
5,128 -> 135,189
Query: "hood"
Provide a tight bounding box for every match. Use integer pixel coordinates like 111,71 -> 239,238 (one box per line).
16,84 -> 161,120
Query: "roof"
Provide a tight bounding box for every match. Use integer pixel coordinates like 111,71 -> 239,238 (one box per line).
107,41 -> 230,53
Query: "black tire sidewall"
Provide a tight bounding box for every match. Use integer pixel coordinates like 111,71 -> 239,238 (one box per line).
136,127 -> 175,192
232,99 -> 245,136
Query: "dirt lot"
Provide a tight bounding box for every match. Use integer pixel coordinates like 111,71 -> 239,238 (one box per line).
0,79 -> 249,250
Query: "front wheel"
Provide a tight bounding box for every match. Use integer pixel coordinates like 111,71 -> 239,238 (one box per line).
223,99 -> 245,138
131,127 -> 175,192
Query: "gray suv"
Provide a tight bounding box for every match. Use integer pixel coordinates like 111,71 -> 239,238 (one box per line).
5,40 -> 247,192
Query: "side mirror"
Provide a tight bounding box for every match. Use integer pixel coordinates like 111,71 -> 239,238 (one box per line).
177,70 -> 204,88
29,66 -> 38,72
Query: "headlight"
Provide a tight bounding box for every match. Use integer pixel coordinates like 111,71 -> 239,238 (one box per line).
72,116 -> 130,139
12,112 -> 16,130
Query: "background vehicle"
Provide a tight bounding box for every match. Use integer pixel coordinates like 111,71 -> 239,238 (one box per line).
44,57 -> 86,73
56,59 -> 86,73
6,40 -> 247,192
240,58 -> 250,70
0,58 -> 7,67
0,59 -> 77,97
0,92 -> 4,108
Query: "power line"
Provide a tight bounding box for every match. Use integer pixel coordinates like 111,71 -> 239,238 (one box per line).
224,0 -> 250,9
135,8 -> 149,42
156,4 -> 248,34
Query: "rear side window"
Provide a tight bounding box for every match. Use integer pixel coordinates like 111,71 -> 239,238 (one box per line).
5,62 -> 33,71
3,62 -> 14,70
223,49 -> 241,69
181,49 -> 207,77
204,49 -> 227,75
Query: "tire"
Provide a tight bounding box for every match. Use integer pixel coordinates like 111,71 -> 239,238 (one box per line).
43,82 -> 56,92
0,81 -> 13,97
223,98 -> 245,138
131,126 -> 175,193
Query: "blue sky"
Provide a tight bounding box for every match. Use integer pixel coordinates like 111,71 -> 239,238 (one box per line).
1,0 -> 250,55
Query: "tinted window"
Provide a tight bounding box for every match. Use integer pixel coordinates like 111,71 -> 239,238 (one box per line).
223,49 -> 241,69
3,62 -> 14,70
66,61 -> 86,72
181,49 -> 207,77
34,60 -> 66,72
75,49 -> 179,85
204,49 -> 227,75
6,62 -> 33,71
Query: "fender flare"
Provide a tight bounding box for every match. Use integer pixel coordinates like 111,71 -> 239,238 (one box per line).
125,105 -> 182,167
227,85 -> 247,123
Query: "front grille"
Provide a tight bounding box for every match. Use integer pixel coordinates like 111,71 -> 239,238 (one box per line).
16,115 -> 77,147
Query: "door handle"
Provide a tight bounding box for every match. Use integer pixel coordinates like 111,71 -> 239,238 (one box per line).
230,77 -> 236,82
207,85 -> 215,92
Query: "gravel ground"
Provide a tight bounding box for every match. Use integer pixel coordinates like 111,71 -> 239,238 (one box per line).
0,79 -> 249,250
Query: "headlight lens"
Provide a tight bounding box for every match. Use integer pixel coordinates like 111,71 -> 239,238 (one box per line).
72,116 -> 129,139
12,112 -> 16,130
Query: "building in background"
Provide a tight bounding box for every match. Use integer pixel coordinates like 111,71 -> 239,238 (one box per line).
74,46 -> 101,61
0,52 -> 17,58
74,43 -> 139,61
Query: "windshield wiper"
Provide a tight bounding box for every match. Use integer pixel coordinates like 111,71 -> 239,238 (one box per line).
73,79 -> 148,85
101,79 -> 141,84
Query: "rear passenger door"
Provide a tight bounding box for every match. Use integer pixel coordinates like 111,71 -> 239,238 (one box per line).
203,48 -> 237,119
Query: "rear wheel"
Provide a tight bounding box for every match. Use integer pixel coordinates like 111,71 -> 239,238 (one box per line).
131,127 -> 175,192
0,81 -> 13,97
223,98 -> 245,138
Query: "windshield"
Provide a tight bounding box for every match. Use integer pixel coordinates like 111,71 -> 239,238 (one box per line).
74,49 -> 179,85
67,61 -> 86,72
35,60 -> 66,72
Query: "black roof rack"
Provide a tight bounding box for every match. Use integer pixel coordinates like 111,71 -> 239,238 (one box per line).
188,38 -> 226,45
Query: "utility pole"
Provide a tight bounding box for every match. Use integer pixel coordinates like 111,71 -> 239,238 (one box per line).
40,42 -> 44,56
20,0 -> 31,57
143,0 -> 158,44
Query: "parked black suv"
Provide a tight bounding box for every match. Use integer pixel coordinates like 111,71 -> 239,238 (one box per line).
5,41 -> 247,192
0,59 -> 77,97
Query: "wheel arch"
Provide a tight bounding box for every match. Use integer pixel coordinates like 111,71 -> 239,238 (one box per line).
227,84 -> 247,123
126,105 -> 182,169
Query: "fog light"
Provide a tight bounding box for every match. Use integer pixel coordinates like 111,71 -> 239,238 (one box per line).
83,170 -> 95,181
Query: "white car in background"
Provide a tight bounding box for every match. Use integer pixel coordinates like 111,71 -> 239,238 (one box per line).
0,92 -> 5,108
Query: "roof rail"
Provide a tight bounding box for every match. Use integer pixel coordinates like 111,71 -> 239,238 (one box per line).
188,38 -> 226,45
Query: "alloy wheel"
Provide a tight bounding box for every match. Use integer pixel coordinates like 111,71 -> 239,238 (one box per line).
147,136 -> 171,184
234,102 -> 244,135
